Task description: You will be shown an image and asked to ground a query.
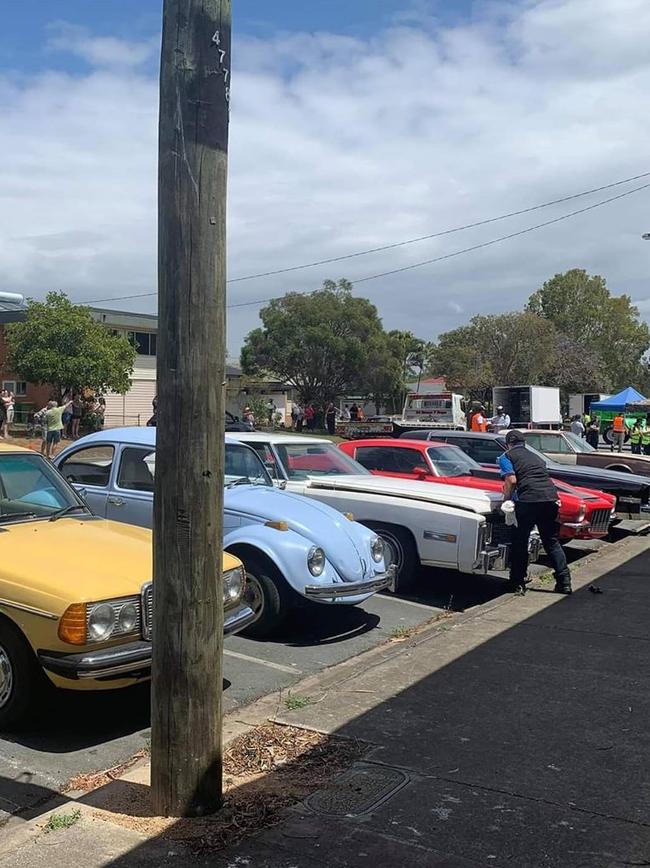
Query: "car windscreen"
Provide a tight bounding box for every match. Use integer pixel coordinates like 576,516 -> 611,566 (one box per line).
520,442 -> 553,467
225,443 -> 273,486
277,443 -> 370,479
0,453 -> 82,520
427,445 -> 481,477
564,431 -> 596,453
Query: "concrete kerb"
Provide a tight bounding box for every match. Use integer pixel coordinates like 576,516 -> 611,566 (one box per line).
2,532 -> 648,856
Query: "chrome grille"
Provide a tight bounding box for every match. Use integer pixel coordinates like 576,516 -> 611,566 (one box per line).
486,514 -> 513,546
141,582 -> 153,640
589,508 -> 611,535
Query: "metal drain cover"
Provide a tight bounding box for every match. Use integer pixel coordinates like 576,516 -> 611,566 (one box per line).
305,762 -> 409,817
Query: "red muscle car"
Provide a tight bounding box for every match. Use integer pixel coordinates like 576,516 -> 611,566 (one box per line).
339,438 -> 616,541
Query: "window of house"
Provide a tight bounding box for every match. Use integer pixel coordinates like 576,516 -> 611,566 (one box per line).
127,331 -> 157,356
2,381 -> 27,396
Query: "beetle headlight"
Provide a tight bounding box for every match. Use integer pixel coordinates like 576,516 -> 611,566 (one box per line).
223,565 -> 245,605
308,546 -> 326,576
59,597 -> 142,645
370,536 -> 384,563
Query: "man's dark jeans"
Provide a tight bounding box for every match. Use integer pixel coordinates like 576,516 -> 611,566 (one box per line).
511,500 -> 569,585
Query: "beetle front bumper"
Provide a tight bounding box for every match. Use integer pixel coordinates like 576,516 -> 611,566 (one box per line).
303,566 -> 396,599
39,602 -> 257,681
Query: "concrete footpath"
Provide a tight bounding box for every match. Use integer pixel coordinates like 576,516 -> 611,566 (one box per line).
2,535 -> 650,867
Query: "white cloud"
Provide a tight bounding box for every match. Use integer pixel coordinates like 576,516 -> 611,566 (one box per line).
47,23 -> 158,69
1,0 -> 650,353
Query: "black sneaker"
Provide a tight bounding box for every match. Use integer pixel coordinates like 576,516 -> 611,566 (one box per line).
507,582 -> 527,595
553,583 -> 572,595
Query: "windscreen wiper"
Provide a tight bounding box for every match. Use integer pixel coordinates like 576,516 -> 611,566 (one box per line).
0,512 -> 38,522
49,504 -> 87,522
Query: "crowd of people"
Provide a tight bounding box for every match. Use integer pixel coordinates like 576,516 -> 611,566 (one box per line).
29,394 -> 106,458
288,401 -> 366,435
571,411 -> 650,454
467,404 -> 511,433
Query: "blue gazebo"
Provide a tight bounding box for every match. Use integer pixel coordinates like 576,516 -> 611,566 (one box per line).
590,387 -> 646,412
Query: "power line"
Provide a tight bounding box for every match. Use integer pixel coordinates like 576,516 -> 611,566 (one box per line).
225,180 -> 650,308
81,173 -> 650,308
225,170 -> 650,283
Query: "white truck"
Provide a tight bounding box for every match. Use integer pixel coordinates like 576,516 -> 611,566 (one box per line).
392,391 -> 467,436
492,386 -> 561,428
568,393 -> 611,418
227,432 -> 542,591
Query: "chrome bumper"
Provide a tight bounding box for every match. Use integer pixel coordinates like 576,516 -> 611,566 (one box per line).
304,566 -> 396,599
39,641 -> 152,681
476,535 -> 542,574
224,602 -> 258,635
40,603 -> 257,681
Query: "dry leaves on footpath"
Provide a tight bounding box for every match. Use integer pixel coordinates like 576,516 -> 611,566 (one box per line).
84,722 -> 367,852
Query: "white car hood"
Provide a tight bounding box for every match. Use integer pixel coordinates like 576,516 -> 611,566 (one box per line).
304,474 -> 498,515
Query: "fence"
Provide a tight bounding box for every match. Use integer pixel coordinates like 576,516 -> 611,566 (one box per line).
5,409 -> 145,437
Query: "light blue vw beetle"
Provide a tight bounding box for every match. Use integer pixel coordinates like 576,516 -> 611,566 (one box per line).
54,428 -> 394,637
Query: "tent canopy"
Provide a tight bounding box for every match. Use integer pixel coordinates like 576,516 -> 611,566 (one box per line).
590,387 -> 646,411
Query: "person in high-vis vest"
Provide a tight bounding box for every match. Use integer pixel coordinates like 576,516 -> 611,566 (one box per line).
642,421 -> 650,456
611,413 -> 627,453
629,420 -> 643,455
470,407 -> 488,432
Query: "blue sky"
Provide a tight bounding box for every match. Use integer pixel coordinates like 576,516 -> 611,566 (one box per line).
2,0 -> 474,74
1,0 -> 649,354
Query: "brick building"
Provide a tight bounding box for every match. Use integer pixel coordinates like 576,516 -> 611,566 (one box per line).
0,295 -> 158,425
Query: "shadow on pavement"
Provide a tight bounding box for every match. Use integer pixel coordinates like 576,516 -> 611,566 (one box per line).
1,683 -> 151,754
391,565 -> 508,612
95,543 -> 650,868
265,606 -> 382,648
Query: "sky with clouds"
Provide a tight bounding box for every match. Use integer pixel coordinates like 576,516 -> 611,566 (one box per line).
1,0 -> 650,356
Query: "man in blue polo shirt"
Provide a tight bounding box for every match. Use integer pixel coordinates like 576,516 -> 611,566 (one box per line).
498,429 -> 572,595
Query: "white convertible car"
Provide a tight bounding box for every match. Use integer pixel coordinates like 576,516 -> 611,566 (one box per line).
226,433 -> 539,591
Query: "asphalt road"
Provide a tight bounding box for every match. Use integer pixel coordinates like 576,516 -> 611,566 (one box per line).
0,549 -> 598,826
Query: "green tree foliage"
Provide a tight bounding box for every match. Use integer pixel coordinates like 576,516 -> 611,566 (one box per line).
527,269 -> 650,389
385,330 -> 431,412
429,312 -> 559,401
6,292 -> 136,398
241,280 -> 387,406
428,311 -> 605,401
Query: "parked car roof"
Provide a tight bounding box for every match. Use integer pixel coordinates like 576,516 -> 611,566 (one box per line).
0,442 -> 29,454
399,429 -> 505,442
73,426 -> 156,446
226,432 -> 332,445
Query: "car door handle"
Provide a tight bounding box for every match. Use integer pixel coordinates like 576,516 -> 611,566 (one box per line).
108,496 -> 124,507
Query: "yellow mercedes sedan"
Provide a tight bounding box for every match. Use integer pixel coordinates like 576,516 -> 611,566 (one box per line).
0,443 -> 254,729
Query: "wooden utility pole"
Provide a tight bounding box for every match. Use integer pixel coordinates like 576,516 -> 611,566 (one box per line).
151,0 -> 231,817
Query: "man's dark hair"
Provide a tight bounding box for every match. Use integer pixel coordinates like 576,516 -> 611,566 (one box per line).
505,430 -> 525,446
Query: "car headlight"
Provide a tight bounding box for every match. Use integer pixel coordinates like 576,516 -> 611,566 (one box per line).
308,546 -> 326,576
59,597 -> 141,645
223,565 -> 245,605
370,536 -> 384,563
577,504 -> 586,522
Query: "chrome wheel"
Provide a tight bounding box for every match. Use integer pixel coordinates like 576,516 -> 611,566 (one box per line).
245,572 -> 265,619
0,643 -> 14,709
378,531 -> 404,573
